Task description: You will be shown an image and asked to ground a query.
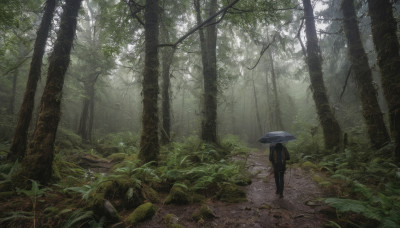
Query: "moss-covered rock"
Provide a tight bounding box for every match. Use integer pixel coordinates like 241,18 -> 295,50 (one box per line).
302,161 -> 318,170
126,202 -> 156,225
192,205 -> 216,221
107,153 -> 128,162
103,200 -> 121,223
216,182 -> 246,203
163,213 -> 184,228
95,145 -> 120,157
165,184 -> 190,205
141,184 -> 160,203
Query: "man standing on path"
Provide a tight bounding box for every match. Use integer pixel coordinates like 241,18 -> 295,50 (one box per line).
269,143 -> 290,198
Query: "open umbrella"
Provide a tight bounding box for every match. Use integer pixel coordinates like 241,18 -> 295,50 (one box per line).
258,131 -> 296,144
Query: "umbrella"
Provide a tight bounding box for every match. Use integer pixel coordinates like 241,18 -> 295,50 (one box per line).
258,131 -> 296,144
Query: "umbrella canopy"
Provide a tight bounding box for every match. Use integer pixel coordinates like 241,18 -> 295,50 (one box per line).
258,131 -> 296,144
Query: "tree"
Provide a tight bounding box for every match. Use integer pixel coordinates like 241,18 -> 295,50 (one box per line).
160,23 -> 176,145
139,0 -> 160,163
15,0 -> 83,185
302,0 -> 342,149
367,0 -> 400,160
340,0 -> 390,149
8,0 -> 56,162
195,0 -> 218,143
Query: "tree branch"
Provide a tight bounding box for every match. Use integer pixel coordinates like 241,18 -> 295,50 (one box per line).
125,0 -> 145,26
296,18 -> 307,57
339,65 -> 352,101
159,0 -> 240,48
246,34 -> 276,70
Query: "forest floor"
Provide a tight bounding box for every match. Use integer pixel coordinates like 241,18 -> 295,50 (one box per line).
138,151 -> 332,228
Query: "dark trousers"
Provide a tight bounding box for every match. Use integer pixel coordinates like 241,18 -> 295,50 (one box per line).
274,169 -> 285,195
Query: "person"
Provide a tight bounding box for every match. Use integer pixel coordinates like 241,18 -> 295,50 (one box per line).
269,143 -> 290,198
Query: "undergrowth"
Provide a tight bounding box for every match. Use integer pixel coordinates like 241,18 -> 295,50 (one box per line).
1,132 -> 252,227
291,130 -> 400,228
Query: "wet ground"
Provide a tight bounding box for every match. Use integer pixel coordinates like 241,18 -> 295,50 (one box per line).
139,151 -> 329,228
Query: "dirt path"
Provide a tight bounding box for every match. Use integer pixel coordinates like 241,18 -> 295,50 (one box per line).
139,151 -> 329,227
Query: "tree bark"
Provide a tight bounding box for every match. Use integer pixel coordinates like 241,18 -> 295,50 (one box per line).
16,0 -> 82,185
8,68 -> 18,115
367,0 -> 400,160
341,0 -> 390,149
268,49 -> 284,131
302,0 -> 342,149
139,0 -> 160,163
160,24 -> 175,145
251,72 -> 263,136
195,0 -> 218,143
8,0 -> 56,162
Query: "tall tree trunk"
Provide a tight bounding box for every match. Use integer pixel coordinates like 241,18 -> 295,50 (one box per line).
160,25 -> 175,145
302,0 -> 342,149
268,49 -> 284,130
8,68 -> 18,115
195,0 -> 218,143
367,0 -> 400,160
78,97 -> 89,141
139,0 -> 160,163
15,0 -> 82,185
265,63 -> 273,130
8,0 -> 56,162
341,0 -> 390,149
87,84 -> 94,144
251,72 -> 263,136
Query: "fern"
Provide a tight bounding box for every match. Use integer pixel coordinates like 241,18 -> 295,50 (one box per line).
61,209 -> 96,228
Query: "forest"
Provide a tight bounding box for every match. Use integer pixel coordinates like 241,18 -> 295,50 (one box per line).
0,0 -> 400,227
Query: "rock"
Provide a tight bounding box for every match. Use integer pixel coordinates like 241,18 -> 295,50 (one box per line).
104,200 -> 121,223
216,182 -> 247,203
302,161 -> 318,170
165,184 -> 190,205
126,202 -> 156,225
164,213 -> 184,228
192,205 -> 216,221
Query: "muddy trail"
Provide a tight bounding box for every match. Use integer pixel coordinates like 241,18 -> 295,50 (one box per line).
139,151 -> 330,227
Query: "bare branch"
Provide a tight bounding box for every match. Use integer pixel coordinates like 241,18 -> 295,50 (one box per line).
246,34 -> 276,70
339,65 -> 352,101
296,18 -> 307,57
159,0 -> 240,48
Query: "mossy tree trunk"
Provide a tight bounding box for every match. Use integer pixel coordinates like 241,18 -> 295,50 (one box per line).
367,0 -> 400,160
8,0 -> 56,162
160,24 -> 175,145
341,0 -> 390,149
8,67 -> 18,115
195,0 -> 218,144
16,0 -> 82,185
302,0 -> 342,149
139,0 -> 160,163
78,74 -> 98,144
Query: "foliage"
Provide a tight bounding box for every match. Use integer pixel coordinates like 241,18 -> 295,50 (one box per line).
295,133 -> 400,227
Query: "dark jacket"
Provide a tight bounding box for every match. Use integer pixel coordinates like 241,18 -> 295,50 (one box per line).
269,144 -> 290,171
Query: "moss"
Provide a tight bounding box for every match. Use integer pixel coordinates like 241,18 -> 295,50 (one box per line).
96,144 -> 120,157
97,178 -> 144,209
126,202 -> 156,225
106,153 -> 128,162
216,182 -> 246,203
260,204 -> 272,210
164,213 -> 184,228
141,184 -> 160,203
302,161 -> 318,170
192,205 -> 216,221
165,184 -> 190,205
